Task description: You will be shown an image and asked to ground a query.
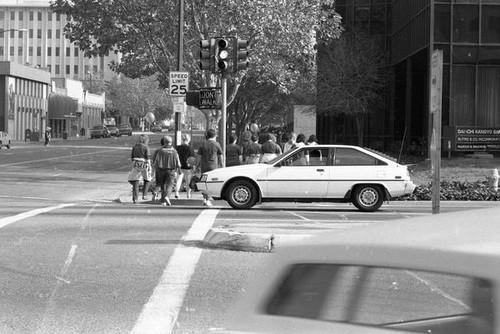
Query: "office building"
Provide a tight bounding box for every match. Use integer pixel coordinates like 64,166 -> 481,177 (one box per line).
0,0 -> 110,140
318,0 -> 500,153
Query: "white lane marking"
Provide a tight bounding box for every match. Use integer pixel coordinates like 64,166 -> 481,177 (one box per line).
0,148 -> 122,167
131,209 -> 219,334
0,203 -> 76,229
404,270 -> 471,311
286,211 -> 311,221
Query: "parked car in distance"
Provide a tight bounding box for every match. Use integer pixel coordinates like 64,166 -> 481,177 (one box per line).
90,125 -> 110,139
118,123 -> 132,136
150,124 -> 162,133
0,131 -> 12,149
197,145 -> 416,212
217,207 -> 500,334
107,126 -> 119,137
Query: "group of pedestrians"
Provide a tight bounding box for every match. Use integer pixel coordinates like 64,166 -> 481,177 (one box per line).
127,129 -> 318,206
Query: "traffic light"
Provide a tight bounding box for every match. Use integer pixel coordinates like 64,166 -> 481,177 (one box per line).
199,39 -> 214,71
215,38 -> 230,72
234,39 -> 249,72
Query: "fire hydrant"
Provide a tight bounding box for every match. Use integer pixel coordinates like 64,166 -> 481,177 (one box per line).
492,168 -> 499,192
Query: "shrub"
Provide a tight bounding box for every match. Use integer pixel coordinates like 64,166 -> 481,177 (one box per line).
405,180 -> 500,201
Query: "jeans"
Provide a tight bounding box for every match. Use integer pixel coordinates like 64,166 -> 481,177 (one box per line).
156,168 -> 176,203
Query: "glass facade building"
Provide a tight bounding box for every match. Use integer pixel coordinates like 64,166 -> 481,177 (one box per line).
318,0 -> 500,152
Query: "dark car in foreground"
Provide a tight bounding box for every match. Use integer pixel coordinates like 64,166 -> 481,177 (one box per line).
218,207 -> 500,334
118,123 -> 132,136
90,125 -> 110,139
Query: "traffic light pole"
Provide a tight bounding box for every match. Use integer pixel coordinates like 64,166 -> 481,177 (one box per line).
221,73 -> 227,168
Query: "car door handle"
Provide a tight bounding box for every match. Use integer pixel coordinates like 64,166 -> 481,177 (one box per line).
316,169 -> 325,172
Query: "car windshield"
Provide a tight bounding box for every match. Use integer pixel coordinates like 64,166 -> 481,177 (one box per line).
266,148 -> 299,165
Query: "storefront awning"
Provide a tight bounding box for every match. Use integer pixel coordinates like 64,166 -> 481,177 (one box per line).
48,93 -> 79,119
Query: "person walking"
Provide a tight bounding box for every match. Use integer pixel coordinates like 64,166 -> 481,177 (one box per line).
44,127 -> 51,146
260,133 -> 282,163
152,136 -> 181,206
128,134 -> 152,204
175,133 -> 196,199
226,134 -> 243,167
283,132 -> 297,153
196,129 -> 223,206
244,134 -> 262,164
307,134 -> 318,145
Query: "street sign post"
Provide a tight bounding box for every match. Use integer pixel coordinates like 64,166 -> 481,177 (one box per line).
169,71 -> 189,96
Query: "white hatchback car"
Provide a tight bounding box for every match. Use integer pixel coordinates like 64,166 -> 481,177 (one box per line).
197,145 -> 416,212
217,207 -> 500,334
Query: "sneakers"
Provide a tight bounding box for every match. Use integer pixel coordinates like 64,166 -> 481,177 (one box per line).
165,198 -> 172,206
203,200 -> 213,207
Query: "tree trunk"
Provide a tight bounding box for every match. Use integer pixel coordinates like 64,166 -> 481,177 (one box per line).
355,114 -> 364,147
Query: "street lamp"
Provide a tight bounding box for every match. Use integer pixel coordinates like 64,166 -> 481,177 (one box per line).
1,28 -> 28,63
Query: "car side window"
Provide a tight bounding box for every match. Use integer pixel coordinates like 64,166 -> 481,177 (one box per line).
266,264 -> 494,334
334,148 -> 387,166
282,148 -> 329,166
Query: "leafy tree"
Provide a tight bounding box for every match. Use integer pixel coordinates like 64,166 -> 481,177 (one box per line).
317,29 -> 388,146
50,0 -> 342,133
106,75 -> 173,125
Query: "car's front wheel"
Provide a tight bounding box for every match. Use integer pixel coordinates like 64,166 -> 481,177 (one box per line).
226,180 -> 258,209
352,185 -> 384,212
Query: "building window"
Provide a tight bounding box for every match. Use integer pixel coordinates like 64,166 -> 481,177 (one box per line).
10,46 -> 14,56
56,29 -> 60,39
55,47 -> 60,56
29,47 -> 33,56
453,5 -> 479,43
0,11 -> 4,20
66,47 -> 70,56
56,13 -> 61,21
37,11 -> 42,21
74,48 -> 79,57
47,47 -> 52,57
48,12 -> 52,21
74,65 -> 79,75
19,11 -> 23,21
47,65 -> 52,73
10,30 -> 14,38
18,46 -> 22,56
482,5 -> 500,43
37,29 -> 42,39
0,46 -> 3,56
29,11 -> 34,21
66,65 -> 70,75
47,29 -> 52,39
37,46 -> 41,56
29,29 -> 33,38
55,65 -> 60,75
10,11 -> 15,21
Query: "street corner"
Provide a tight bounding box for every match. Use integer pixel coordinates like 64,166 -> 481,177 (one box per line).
202,227 -> 274,253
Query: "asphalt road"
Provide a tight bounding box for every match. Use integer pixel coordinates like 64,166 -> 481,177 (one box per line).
0,136 -> 498,334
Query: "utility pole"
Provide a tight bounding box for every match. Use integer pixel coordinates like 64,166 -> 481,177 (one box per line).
174,0 -> 184,146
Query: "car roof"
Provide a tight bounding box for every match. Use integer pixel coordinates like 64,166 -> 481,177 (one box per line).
223,207 -> 500,333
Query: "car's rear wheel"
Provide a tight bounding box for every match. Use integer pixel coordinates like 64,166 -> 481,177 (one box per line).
352,185 -> 384,212
227,180 -> 258,209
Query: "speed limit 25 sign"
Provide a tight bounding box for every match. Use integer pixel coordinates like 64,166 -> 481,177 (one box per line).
169,71 -> 189,96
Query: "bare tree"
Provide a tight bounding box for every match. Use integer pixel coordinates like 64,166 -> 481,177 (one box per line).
317,29 -> 388,146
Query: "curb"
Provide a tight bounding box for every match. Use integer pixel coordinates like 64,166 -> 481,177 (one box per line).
203,228 -> 274,253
